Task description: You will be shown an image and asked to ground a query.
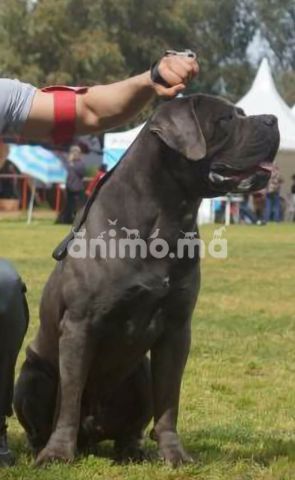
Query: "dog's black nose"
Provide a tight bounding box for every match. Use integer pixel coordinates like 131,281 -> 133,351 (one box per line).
262,115 -> 278,127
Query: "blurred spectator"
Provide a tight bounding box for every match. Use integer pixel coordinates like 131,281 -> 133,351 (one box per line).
59,145 -> 86,224
86,163 -> 107,197
253,189 -> 266,225
264,162 -> 284,222
0,142 -> 7,170
0,163 -> 17,199
240,194 -> 256,224
0,144 -> 19,200
289,174 -> 295,222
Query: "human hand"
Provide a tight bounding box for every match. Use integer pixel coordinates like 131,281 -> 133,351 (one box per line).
151,52 -> 199,98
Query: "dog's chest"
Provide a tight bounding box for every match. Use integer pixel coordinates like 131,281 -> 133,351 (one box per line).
91,271 -> 172,348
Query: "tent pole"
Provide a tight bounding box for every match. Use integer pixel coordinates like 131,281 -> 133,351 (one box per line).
225,195 -> 231,226
27,180 -> 36,225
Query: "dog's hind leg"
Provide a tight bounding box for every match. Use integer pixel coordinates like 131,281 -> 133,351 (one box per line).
90,357 -> 153,462
78,357 -> 153,462
113,357 -> 153,463
14,348 -> 58,454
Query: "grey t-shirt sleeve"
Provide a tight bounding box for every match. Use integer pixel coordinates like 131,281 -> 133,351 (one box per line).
0,79 -> 37,136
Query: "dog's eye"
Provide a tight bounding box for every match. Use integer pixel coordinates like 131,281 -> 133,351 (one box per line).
218,113 -> 234,123
236,107 -> 246,117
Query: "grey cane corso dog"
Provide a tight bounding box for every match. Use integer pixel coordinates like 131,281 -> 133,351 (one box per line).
14,94 -> 279,467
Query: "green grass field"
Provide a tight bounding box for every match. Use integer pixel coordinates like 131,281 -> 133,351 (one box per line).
0,220 -> 295,480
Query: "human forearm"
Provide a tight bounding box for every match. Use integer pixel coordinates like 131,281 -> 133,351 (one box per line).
77,53 -> 198,134
77,71 -> 154,133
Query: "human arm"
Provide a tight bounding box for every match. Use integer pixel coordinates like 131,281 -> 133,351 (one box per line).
21,55 -> 198,141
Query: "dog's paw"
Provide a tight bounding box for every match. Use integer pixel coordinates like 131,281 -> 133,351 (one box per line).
114,438 -> 148,464
35,445 -> 75,466
157,431 -> 194,468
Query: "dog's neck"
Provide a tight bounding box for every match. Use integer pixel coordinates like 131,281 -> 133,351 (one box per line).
90,126 -> 204,238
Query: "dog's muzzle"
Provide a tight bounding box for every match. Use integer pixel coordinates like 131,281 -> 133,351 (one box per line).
208,161 -> 274,193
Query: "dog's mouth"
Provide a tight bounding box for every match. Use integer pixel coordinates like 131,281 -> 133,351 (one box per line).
208,161 -> 273,193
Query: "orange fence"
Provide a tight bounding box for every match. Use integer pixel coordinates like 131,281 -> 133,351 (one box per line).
0,175 -> 94,213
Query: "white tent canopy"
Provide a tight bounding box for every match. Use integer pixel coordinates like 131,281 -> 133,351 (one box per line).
292,105 -> 295,116
237,58 -> 295,198
237,58 -> 295,152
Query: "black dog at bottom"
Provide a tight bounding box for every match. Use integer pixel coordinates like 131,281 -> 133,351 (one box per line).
14,94 -> 279,467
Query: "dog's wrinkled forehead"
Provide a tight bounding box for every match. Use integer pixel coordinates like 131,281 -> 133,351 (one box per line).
149,94 -> 246,162
192,94 -> 239,122
189,94 -> 246,149
192,93 -> 234,109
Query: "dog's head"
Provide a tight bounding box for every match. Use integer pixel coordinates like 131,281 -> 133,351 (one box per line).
149,94 -> 280,196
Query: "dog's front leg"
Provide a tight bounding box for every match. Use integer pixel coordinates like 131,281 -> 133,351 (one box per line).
150,320 -> 193,467
36,311 -> 93,465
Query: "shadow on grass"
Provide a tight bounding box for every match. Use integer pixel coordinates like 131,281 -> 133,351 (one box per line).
8,425 -> 295,469
182,425 -> 295,467
8,430 -> 158,467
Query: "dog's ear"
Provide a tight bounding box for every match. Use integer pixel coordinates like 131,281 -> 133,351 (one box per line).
149,97 -> 206,161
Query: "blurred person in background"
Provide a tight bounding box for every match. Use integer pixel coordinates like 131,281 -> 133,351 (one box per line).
264,162 -> 284,222
291,174 -> 295,199
0,143 -> 8,198
290,174 -> 295,222
253,189 -> 267,225
86,163 -> 107,197
0,143 -> 7,170
0,144 -> 18,200
239,194 -> 257,224
63,145 -> 86,224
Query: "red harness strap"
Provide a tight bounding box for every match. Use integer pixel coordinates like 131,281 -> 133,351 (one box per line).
41,85 -> 88,146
